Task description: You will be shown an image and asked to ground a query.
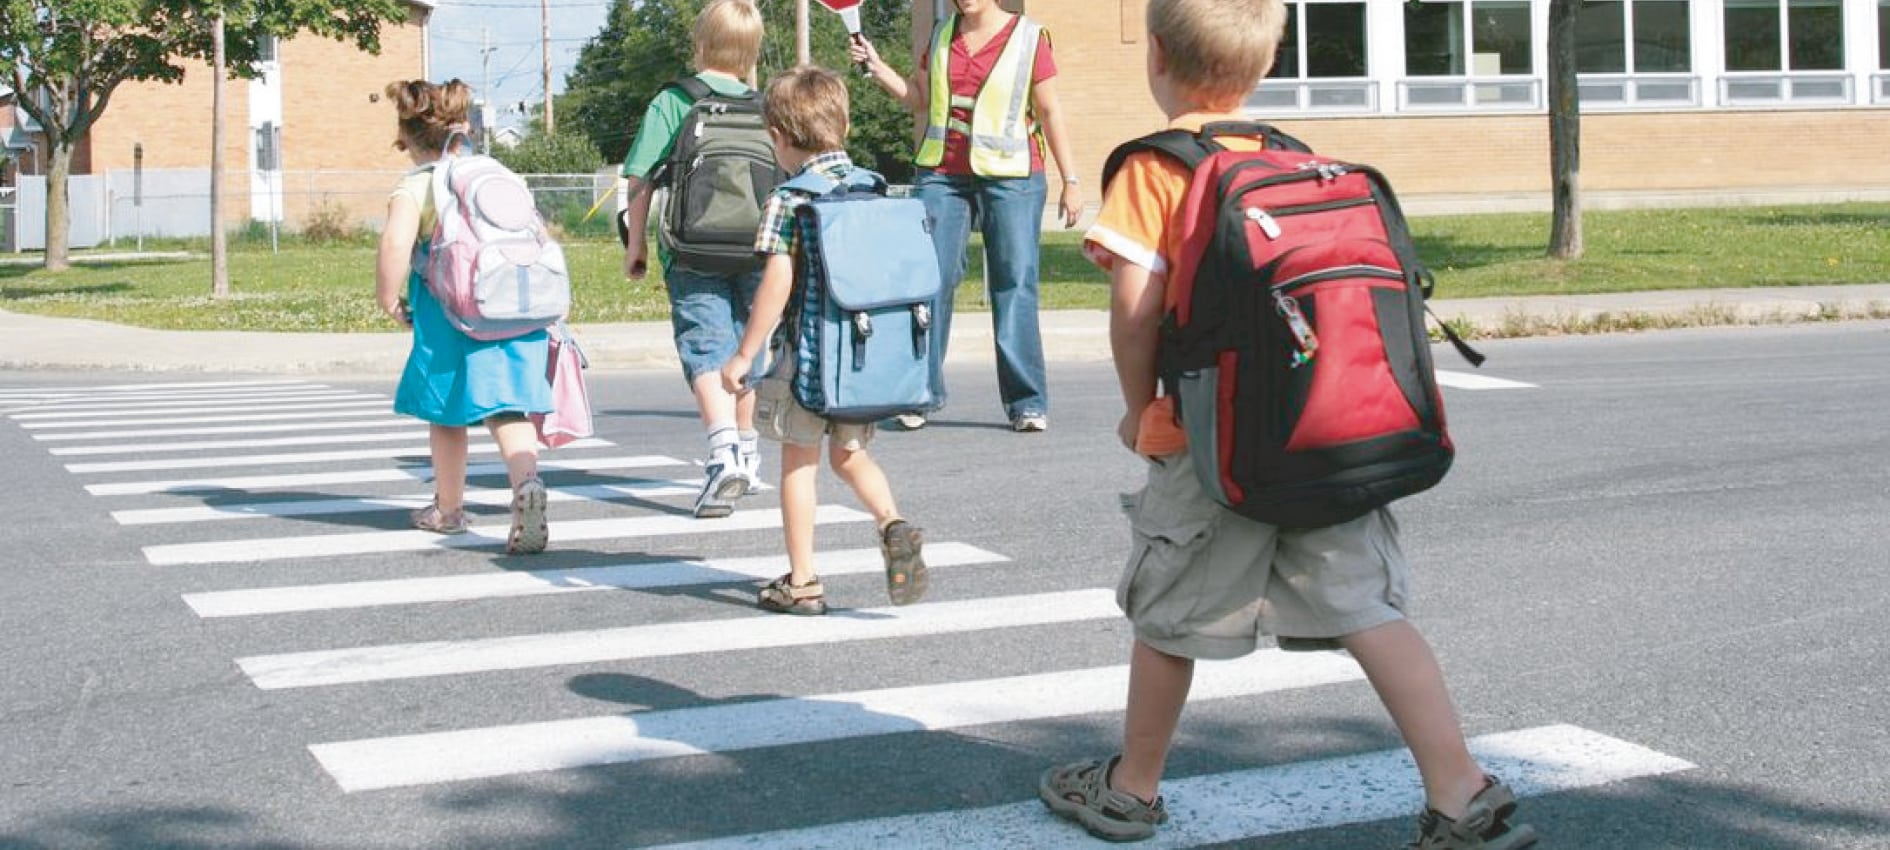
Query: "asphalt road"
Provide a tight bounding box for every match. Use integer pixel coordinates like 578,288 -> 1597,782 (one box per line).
2,322 -> 1889,849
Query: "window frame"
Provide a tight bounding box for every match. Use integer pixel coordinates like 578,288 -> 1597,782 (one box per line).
1720,0 -> 1854,106
1575,0 -> 1701,109
1251,0 -> 1376,115
1397,0 -> 1541,112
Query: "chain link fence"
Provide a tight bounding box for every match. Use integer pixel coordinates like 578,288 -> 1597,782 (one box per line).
6,169 -> 620,251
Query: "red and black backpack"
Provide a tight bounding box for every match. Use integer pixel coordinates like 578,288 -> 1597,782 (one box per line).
1101,122 -> 1483,529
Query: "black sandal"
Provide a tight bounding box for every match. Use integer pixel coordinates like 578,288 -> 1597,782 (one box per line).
758,574 -> 828,616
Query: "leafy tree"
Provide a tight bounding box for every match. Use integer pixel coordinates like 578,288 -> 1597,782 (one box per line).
490,126 -> 604,174
0,0 -> 408,271
563,0 -> 916,181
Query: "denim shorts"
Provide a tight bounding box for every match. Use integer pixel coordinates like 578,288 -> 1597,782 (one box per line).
666,264 -> 764,384
1117,454 -> 1411,660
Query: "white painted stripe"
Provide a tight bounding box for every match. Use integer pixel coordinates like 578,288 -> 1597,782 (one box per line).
10,391 -> 376,416
34,418 -> 416,442
113,478 -> 705,525
51,429 -> 438,456
310,652 -> 1364,792
22,408 -> 397,430
15,398 -> 388,423
147,504 -> 870,567
66,437 -> 612,474
650,724 -> 1695,850
1436,370 -> 1536,390
240,588 -> 1114,690
0,379 -> 312,395
84,453 -> 684,496
185,543 -> 1008,617
0,385 -> 335,405
7,389 -> 362,415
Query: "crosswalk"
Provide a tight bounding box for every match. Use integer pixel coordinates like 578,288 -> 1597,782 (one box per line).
2,376 -> 1685,846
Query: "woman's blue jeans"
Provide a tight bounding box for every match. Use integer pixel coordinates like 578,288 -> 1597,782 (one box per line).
912,168 -> 1049,420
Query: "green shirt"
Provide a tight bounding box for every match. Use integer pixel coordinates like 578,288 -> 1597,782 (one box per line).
619,71 -> 754,180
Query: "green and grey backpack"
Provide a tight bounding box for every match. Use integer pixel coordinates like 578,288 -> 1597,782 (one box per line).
652,76 -> 782,275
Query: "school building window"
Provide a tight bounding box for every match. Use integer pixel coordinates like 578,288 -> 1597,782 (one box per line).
1575,0 -> 1697,106
1723,0 -> 1852,104
1401,0 -> 1539,109
1876,0 -> 1890,101
1253,1 -> 1372,112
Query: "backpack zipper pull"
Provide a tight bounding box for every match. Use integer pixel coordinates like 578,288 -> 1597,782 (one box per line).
1275,292 -> 1318,366
1245,206 -> 1282,240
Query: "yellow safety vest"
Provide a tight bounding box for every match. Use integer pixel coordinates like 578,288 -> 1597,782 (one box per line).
915,14 -> 1044,179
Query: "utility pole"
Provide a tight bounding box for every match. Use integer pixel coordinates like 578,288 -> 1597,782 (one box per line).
481,27 -> 496,153
211,10 -> 230,298
541,0 -> 554,135
795,0 -> 810,65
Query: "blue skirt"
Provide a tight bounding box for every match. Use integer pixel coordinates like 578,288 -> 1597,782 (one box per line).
394,272 -> 553,427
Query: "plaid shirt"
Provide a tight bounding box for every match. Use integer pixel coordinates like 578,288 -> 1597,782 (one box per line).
754,150 -> 855,257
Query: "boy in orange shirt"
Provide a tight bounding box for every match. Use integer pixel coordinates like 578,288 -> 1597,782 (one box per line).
1036,1 -> 1537,847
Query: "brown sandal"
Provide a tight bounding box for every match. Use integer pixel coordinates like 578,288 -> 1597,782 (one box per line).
757,573 -> 827,616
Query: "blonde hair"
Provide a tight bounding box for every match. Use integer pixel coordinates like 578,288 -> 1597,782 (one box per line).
1147,0 -> 1287,104
763,65 -> 850,153
385,79 -> 472,153
693,0 -> 764,75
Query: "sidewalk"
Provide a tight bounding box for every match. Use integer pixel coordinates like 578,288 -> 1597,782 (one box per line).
3,284 -> 1888,376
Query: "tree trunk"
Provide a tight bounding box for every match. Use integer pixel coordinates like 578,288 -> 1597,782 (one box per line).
211,13 -> 231,297
1547,0 -> 1582,259
43,140 -> 73,272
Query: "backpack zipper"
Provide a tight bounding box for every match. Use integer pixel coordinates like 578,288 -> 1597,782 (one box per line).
1243,197 -> 1375,241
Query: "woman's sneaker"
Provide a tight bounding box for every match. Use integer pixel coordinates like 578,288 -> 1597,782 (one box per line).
1407,777 -> 1538,850
1039,756 -> 1168,842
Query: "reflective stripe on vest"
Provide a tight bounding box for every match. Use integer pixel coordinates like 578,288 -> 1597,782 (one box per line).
915,15 -> 1044,178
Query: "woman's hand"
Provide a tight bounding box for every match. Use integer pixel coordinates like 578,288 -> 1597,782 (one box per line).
848,37 -> 882,72
1117,408 -> 1142,454
1058,181 -> 1083,229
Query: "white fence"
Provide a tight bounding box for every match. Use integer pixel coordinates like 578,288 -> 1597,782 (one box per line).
5,169 -> 617,251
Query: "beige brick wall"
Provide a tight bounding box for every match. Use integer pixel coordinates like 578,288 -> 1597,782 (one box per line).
82,11 -> 428,228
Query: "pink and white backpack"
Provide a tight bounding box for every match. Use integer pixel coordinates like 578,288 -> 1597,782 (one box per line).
424,154 -> 571,340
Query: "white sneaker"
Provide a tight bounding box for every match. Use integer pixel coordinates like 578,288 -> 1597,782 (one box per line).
737,441 -> 762,495
695,445 -> 745,518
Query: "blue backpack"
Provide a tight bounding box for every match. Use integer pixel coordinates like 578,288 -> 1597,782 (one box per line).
780,166 -> 942,423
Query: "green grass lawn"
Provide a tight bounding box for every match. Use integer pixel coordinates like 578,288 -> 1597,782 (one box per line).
4,203 -> 1888,332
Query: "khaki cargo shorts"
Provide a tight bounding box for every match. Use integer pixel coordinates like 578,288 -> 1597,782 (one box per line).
753,356 -> 874,451
1117,454 -> 1411,660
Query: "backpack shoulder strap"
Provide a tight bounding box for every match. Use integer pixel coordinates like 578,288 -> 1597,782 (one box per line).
780,169 -> 840,197
664,75 -> 715,104
839,166 -> 887,195
1102,130 -> 1217,190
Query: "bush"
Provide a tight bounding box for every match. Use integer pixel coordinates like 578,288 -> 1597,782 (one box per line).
301,199 -> 365,245
491,131 -> 605,176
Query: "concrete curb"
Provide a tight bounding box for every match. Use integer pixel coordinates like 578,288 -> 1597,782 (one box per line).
4,284 -> 1888,376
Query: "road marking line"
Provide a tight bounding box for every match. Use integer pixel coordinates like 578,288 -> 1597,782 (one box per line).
310,652 -> 1364,792
15,398 -> 389,423
84,453 -> 685,496
649,724 -> 1693,849
34,418 -> 418,442
1436,370 -> 1537,390
22,408 -> 398,430
184,543 -> 1008,617
239,587 -> 1114,690
146,504 -> 870,567
51,429 -> 438,456
8,390 -> 370,415
112,479 -> 707,526
0,379 -> 315,395
66,437 -> 613,474
0,386 -> 339,405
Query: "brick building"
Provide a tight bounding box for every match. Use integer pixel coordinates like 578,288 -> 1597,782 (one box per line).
7,1 -> 433,247
915,0 -> 1890,212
